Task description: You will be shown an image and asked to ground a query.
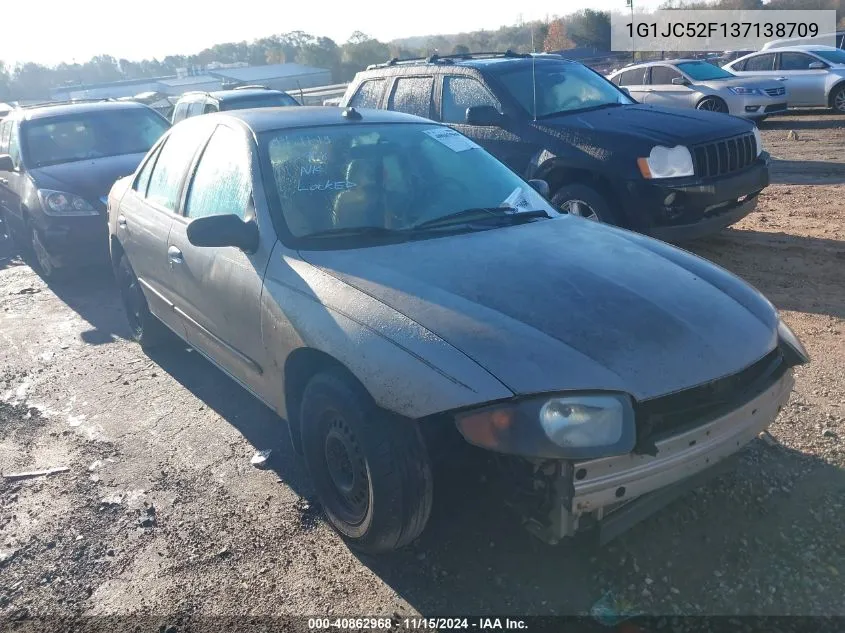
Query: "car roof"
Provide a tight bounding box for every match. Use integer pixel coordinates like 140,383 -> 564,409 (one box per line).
18,100 -> 152,122
750,44 -> 839,53
208,106 -> 437,134
208,88 -> 287,101
610,59 -> 707,72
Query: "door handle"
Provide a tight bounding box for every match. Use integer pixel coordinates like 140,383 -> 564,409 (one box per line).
167,245 -> 183,264
117,215 -> 127,228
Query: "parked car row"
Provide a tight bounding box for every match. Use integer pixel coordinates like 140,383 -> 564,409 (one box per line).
0,52 -> 809,554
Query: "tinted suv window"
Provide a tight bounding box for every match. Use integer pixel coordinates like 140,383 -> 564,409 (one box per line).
348,79 -> 386,109
649,66 -> 682,84
220,93 -> 298,111
146,124 -> 208,211
388,77 -> 434,118
779,52 -> 814,70
743,54 -> 775,71
441,76 -> 500,124
0,120 -> 11,154
188,101 -> 205,117
617,68 -> 646,86
172,102 -> 189,123
185,126 -> 251,220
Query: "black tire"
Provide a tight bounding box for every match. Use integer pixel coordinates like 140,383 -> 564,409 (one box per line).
831,84 -> 845,114
300,369 -> 433,553
696,96 -> 729,114
551,183 -> 620,226
29,225 -> 62,280
116,254 -> 173,349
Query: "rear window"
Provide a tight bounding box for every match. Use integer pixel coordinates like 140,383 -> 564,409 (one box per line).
220,93 -> 299,111
23,108 -> 170,168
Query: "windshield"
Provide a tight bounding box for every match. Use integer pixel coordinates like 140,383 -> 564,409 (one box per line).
23,109 -> 169,168
496,61 -> 633,117
676,61 -> 735,81
222,94 -> 299,111
811,49 -> 845,64
261,123 -> 556,241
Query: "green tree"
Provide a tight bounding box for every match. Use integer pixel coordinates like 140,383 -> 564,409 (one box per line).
452,44 -> 471,55
341,33 -> 390,79
565,9 -> 611,50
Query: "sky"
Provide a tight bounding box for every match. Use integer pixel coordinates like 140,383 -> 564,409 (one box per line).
0,0 -> 663,67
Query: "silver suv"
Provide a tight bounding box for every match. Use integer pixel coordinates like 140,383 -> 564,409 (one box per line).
608,59 -> 787,119
723,46 -> 845,112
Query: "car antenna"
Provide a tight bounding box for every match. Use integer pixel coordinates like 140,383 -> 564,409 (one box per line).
531,28 -> 538,122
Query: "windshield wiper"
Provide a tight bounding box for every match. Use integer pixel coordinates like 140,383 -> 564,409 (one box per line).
305,226 -> 400,239
412,207 -> 550,230
538,102 -> 625,119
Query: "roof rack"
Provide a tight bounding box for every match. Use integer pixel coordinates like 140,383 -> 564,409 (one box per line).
366,49 -> 529,70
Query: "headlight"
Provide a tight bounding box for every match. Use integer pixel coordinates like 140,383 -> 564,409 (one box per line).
778,319 -> 809,365
454,392 -> 636,460
37,189 -> 98,216
637,145 -> 694,179
752,125 -> 763,157
728,87 -> 761,95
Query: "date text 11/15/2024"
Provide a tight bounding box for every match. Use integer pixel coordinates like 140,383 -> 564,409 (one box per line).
307,618 -> 528,630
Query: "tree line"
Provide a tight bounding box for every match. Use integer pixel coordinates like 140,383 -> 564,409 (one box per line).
1,0 -> 843,102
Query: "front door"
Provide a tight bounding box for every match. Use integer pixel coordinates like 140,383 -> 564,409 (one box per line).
166,124 -> 271,392
439,74 -> 537,176
643,66 -> 696,109
776,52 -> 829,106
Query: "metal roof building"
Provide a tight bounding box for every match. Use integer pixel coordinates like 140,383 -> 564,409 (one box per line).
207,63 -> 331,92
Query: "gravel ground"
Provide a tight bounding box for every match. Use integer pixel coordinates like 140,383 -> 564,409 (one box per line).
0,110 -> 843,627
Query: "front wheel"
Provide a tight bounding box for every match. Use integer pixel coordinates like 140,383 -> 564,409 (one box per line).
831,84 -> 845,113
30,226 -> 60,279
552,183 -> 619,226
696,96 -> 729,114
300,369 -> 433,553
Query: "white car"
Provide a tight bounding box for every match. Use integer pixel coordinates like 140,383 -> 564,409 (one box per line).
723,45 -> 845,112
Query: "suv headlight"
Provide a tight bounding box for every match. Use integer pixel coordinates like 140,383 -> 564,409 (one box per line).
37,189 -> 98,216
752,125 -> 764,157
778,319 -> 809,365
455,392 -> 636,460
637,145 -> 695,179
728,86 -> 761,95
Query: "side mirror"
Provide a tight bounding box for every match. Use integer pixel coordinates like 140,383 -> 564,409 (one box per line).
527,179 -> 550,199
619,86 -> 631,96
187,214 -> 259,253
0,154 -> 15,172
671,77 -> 689,86
465,105 -> 503,126
808,61 -> 827,69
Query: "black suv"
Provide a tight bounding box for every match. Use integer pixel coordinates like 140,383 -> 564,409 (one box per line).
171,86 -> 299,124
340,52 -> 770,241
0,100 -> 170,277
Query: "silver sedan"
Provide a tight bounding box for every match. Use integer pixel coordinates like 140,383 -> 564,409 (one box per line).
608,59 -> 788,119
108,107 -> 808,553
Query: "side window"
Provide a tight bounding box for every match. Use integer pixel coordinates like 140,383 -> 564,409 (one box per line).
743,54 -> 775,72
184,126 -> 252,220
0,121 -> 11,155
146,124 -> 208,211
441,76 -> 501,124
187,101 -> 205,118
134,142 -> 164,196
348,79 -> 386,109
203,103 -> 217,114
730,59 -> 746,71
172,102 -> 189,123
649,66 -> 683,85
779,52 -> 814,70
388,77 -> 434,119
8,124 -> 21,168
609,74 -> 621,85
617,68 -> 646,86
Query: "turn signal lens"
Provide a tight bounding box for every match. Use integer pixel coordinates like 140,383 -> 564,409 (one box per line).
455,409 -> 514,450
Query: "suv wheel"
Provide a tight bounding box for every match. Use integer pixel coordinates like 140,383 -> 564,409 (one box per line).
831,84 -> 845,113
300,369 -> 433,553
552,184 -> 619,225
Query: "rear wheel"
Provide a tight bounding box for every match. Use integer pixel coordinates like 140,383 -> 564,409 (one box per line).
552,183 -> 619,226
696,96 -> 729,114
831,84 -> 845,113
117,254 -> 173,349
300,369 -> 433,553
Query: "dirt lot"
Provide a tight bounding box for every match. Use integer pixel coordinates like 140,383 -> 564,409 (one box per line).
0,110 -> 843,627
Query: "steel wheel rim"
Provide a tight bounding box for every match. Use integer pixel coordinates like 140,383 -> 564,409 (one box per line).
323,414 -> 369,524
835,91 -> 845,112
31,228 -> 53,276
560,199 -> 600,222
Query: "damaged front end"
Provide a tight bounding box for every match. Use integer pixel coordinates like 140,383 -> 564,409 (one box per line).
476,342 -> 803,545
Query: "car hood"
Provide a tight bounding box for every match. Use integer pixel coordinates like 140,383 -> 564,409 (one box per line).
300,217 -> 779,402
536,104 -> 752,147
696,76 -> 785,91
28,153 -> 146,205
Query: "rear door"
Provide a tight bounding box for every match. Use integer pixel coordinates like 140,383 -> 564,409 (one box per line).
613,67 -> 649,102
437,74 -> 537,175
118,121 -> 211,335
643,65 -> 696,109
776,52 -> 828,106
166,123 -> 272,391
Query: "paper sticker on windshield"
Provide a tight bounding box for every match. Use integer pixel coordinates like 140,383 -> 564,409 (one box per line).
500,187 -> 533,212
423,128 -> 481,152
